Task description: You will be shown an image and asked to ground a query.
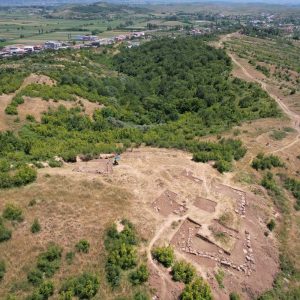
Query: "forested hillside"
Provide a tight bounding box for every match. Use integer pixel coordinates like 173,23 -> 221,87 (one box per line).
0,37 -> 279,188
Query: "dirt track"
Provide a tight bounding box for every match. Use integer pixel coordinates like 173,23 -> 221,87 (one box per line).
218,33 -> 300,155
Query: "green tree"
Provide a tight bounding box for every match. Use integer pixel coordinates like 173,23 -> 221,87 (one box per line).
172,261 -> 196,284
152,246 -> 174,268
3,203 -> 23,222
129,264 -> 149,285
75,240 -> 90,253
181,277 -> 213,300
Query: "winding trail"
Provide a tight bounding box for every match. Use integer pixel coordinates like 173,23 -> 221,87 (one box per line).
146,35 -> 300,298
146,216 -> 181,299
219,34 -> 300,155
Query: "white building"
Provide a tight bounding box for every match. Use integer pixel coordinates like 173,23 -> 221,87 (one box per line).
24,46 -> 35,53
44,41 -> 62,50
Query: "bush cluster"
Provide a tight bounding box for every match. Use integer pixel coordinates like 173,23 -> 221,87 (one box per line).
75,240 -> 90,253
0,165 -> 37,189
36,244 -> 62,277
261,172 -> 280,195
27,244 -> 62,284
3,203 -> 23,222
172,261 -> 196,284
26,281 -> 54,300
252,153 -> 284,170
0,68 -> 28,94
152,246 -> 174,268
284,177 -> 300,211
104,220 -> 138,288
59,272 -> 100,299
180,277 -> 213,300
48,159 -> 63,168
129,264 -> 149,285
0,217 -> 12,243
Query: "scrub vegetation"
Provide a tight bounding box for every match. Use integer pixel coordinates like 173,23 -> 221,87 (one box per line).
0,37 -> 279,190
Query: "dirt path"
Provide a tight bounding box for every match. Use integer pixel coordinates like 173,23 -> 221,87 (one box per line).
146,215 -> 181,299
217,34 -> 300,155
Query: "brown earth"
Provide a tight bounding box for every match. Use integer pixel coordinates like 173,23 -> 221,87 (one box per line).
0,147 -> 279,299
1,35 -> 299,300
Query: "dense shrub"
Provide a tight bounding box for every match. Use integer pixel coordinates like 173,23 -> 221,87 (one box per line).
0,218 -> 12,243
0,37 -> 279,185
152,246 -> 174,268
129,264 -> 149,285
104,220 -> 138,287
59,273 -> 100,299
26,114 -> 36,122
105,264 -> 121,288
38,281 -> 54,299
0,260 -> 6,281
0,166 -> 37,189
75,240 -> 90,253
261,172 -> 279,194
180,277 -> 213,300
5,105 -> 18,115
31,219 -> 41,234
267,219 -> 276,231
172,261 -> 196,284
229,292 -> 241,300
252,153 -> 284,170
36,244 -> 62,277
65,251 -> 75,265
133,291 -> 150,300
284,177 -> 300,211
13,165 -> 37,186
0,69 -> 28,94
27,281 -> 54,300
192,139 -> 246,173
48,159 -> 63,168
3,203 -> 23,222
214,160 -> 232,173
27,269 -> 44,286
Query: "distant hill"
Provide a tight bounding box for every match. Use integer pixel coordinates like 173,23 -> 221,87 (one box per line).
1,0 -> 300,7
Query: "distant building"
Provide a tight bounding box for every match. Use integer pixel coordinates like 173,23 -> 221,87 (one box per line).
131,31 -> 145,38
24,46 -> 35,53
127,41 -> 140,48
0,51 -> 9,58
75,35 -> 98,42
44,41 -> 62,50
115,35 -> 127,42
99,38 -> 114,45
8,46 -> 24,55
33,45 -> 43,52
